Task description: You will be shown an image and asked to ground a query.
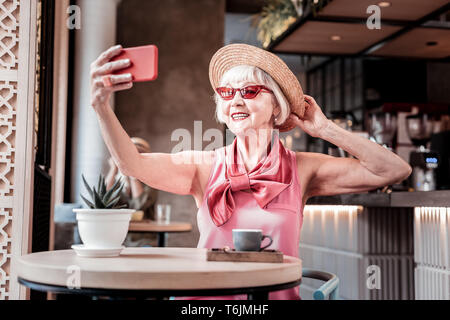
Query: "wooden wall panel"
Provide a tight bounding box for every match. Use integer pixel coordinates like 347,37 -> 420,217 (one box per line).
0,0 -> 39,300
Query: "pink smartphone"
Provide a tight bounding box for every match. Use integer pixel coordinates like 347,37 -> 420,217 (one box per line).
111,44 -> 158,82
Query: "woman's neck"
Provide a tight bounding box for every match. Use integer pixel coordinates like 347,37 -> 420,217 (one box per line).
235,128 -> 274,172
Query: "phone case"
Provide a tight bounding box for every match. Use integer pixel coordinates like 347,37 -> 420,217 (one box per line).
111,44 -> 158,82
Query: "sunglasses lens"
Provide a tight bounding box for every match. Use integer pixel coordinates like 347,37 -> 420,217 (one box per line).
217,86 -> 267,100
241,86 -> 259,99
217,87 -> 234,100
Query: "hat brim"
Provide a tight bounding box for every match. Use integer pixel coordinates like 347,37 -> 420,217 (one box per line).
209,43 -> 305,132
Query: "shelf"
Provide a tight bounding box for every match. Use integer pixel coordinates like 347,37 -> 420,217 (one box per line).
390,190 -> 450,208
307,190 -> 450,208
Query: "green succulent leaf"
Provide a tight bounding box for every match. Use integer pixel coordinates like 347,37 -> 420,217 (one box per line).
93,187 -> 105,208
97,175 -> 103,196
108,184 -> 124,204
97,174 -> 102,195
80,194 -> 95,209
105,184 -> 124,208
79,173 -> 130,210
81,174 -> 94,199
103,177 -> 123,204
105,196 -> 121,209
100,175 -> 106,196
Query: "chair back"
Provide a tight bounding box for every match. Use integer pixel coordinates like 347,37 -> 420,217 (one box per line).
302,268 -> 340,300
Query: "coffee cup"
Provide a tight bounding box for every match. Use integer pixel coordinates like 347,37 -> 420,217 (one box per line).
232,229 -> 273,252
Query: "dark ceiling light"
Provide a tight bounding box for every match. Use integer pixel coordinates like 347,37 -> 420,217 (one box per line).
426,41 -> 438,46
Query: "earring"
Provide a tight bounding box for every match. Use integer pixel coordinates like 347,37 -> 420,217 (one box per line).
274,113 -> 279,121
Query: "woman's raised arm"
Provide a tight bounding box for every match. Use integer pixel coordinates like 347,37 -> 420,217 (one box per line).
291,95 -> 411,199
90,45 -> 207,198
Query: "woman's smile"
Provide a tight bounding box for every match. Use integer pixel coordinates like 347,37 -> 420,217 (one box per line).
231,112 -> 250,121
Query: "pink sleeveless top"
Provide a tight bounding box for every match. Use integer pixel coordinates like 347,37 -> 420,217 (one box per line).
184,143 -> 304,300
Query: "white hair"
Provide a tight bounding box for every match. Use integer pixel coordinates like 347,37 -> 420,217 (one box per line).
213,65 -> 290,126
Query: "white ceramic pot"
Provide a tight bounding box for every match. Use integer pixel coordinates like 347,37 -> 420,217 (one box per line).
73,208 -> 135,248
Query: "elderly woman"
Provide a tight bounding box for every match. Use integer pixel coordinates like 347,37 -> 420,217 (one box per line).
90,43 -> 412,300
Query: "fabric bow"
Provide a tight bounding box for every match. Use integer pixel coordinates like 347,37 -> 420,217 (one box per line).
207,135 -> 293,226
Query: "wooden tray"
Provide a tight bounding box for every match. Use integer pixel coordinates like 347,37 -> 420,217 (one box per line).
207,248 -> 283,263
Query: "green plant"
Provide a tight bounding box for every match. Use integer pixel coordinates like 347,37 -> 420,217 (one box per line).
80,174 -> 128,209
251,0 -> 332,48
251,0 -> 298,48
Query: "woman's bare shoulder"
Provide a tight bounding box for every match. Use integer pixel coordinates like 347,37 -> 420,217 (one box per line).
295,152 -> 317,174
295,151 -> 313,165
295,151 -> 328,165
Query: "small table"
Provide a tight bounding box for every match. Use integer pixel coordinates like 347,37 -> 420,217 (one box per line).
17,247 -> 302,300
128,220 -> 192,247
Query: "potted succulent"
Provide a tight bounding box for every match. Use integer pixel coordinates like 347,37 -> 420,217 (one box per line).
72,174 -> 135,254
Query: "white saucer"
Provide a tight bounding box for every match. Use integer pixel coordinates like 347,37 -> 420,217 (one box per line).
71,244 -> 124,257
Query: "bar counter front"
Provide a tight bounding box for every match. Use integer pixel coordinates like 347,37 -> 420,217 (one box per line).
301,190 -> 450,300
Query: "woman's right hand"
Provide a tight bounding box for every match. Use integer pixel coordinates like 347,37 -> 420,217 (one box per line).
90,44 -> 133,112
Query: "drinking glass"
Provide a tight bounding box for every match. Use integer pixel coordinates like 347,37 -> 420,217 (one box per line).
156,204 -> 171,224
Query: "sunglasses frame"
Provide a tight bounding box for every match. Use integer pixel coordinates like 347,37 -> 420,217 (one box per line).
215,85 -> 273,100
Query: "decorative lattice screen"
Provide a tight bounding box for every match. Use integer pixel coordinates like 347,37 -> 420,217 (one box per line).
0,0 -> 20,300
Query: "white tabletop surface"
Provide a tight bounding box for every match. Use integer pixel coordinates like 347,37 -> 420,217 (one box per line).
17,247 -> 302,290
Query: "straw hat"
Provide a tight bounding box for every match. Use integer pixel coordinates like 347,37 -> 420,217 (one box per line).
209,43 -> 305,132
131,137 -> 151,153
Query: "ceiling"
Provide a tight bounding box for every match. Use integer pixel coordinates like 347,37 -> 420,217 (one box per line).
316,0 -> 450,21
268,0 -> 450,59
226,0 -> 265,14
370,27 -> 450,59
274,21 -> 402,55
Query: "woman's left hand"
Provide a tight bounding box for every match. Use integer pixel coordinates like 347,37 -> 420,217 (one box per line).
289,94 -> 330,138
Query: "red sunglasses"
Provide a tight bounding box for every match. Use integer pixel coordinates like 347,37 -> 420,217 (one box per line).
215,85 -> 273,100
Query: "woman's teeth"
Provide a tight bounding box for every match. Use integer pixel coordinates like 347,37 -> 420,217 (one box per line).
232,113 -> 249,120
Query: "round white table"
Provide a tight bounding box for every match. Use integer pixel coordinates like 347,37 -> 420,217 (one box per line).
17,247 -> 302,300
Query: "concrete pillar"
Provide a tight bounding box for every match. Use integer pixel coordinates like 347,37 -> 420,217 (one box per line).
71,0 -> 121,203
115,0 -> 225,247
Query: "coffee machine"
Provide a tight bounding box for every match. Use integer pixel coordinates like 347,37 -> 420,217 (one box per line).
367,111 -> 397,152
431,130 -> 450,190
405,113 -> 440,191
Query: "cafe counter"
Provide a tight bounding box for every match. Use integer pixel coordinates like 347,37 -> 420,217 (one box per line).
300,190 -> 449,300
307,190 -> 450,208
